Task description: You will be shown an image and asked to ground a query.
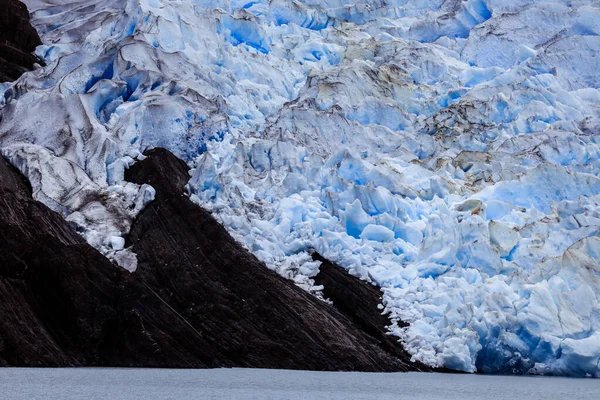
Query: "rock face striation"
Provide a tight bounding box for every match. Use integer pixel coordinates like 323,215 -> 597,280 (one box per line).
0,149 -> 425,371
0,0 -> 41,82
312,253 -> 412,363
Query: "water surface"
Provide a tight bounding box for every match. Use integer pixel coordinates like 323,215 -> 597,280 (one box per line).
1,368 -> 598,400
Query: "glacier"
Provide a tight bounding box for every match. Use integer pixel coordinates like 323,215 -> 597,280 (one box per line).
1,0 -> 600,377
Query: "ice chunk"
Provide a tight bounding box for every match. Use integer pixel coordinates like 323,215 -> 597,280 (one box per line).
360,224 -> 395,242
488,221 -> 520,258
342,200 -> 372,239
109,236 -> 125,251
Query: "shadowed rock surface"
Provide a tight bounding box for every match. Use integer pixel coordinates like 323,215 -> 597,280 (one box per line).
0,149 -> 428,371
312,253 -> 459,373
313,253 -> 411,358
124,148 -> 425,371
0,0 -> 41,82
0,154 -> 217,367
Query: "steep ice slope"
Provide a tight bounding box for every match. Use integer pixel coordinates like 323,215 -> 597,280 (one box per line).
1,0 -> 600,376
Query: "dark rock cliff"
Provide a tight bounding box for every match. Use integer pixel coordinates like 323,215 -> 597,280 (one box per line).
312,253 -> 414,364
0,0 -> 42,82
0,154 -> 219,367
123,148 -> 423,371
0,149 -> 428,371
311,254 -> 459,373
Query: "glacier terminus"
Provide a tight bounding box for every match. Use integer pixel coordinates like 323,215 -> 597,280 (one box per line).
1,0 -> 600,377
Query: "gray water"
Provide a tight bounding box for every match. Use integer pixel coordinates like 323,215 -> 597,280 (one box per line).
0,368 -> 598,400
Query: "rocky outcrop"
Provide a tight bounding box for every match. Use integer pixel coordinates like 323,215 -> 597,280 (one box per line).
0,149 -> 427,371
0,0 -> 41,82
124,148 -> 422,371
312,254 -> 412,361
0,153 -> 217,367
312,254 -> 461,373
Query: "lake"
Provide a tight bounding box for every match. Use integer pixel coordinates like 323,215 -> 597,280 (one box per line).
0,368 -> 598,400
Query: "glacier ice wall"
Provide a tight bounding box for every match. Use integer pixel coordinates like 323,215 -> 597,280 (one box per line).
2,0 -> 600,376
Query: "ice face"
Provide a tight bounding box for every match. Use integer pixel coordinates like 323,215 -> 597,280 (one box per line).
2,0 -> 600,377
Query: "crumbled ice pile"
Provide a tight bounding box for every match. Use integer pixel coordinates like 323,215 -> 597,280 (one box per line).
2,0 -> 600,376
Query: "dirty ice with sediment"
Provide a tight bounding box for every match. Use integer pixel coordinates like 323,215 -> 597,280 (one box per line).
1,0 -> 600,377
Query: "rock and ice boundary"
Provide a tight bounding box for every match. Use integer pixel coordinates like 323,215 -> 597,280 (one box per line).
1,0 -> 600,376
